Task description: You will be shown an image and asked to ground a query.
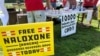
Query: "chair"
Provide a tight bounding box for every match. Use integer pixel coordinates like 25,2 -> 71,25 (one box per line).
8,8 -> 17,25
16,8 -> 27,24
16,13 -> 27,24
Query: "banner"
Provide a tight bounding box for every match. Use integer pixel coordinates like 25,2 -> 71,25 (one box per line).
98,6 -> 100,20
0,21 -> 54,56
60,12 -> 77,37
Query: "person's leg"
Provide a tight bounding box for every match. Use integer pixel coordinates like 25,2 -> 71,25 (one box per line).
80,7 -> 87,24
93,6 -> 97,19
33,10 -> 46,22
51,2 -> 56,9
86,8 -> 93,26
80,13 -> 85,24
27,11 -> 35,23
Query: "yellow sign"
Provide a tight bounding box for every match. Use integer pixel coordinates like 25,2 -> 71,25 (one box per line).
0,21 -> 54,56
98,6 -> 100,20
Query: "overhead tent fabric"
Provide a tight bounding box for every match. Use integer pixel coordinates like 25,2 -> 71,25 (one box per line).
0,0 -> 9,26
97,0 -> 100,6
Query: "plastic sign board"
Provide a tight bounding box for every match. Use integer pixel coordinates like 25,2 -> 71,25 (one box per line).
98,6 -> 100,20
0,21 -> 54,56
60,12 -> 77,37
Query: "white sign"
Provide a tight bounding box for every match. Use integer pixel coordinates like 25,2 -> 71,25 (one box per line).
60,12 -> 77,37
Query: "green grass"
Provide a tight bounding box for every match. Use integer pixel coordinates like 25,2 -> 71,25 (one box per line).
54,19 -> 100,56
0,47 -> 3,56
0,18 -> 100,56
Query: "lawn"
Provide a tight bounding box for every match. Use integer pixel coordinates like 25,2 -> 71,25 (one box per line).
0,18 -> 100,56
54,18 -> 100,56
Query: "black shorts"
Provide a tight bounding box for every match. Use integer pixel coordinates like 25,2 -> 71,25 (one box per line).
84,6 -> 97,10
83,6 -> 93,8
56,5 -> 63,10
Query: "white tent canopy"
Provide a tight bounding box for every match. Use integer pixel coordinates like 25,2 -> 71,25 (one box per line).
0,0 -> 9,26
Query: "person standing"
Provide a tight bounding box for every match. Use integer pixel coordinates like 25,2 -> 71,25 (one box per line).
83,0 -> 98,8
24,0 -> 52,23
81,0 -> 98,27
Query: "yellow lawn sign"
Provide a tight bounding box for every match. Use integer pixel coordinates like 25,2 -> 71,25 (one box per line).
0,21 -> 54,56
97,6 -> 100,28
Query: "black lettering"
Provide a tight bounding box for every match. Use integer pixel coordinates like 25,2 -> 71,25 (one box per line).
61,16 -> 64,22
22,36 -> 27,42
46,33 -> 50,39
32,49 -> 39,53
7,47 -> 24,52
29,50 -> 32,54
19,30 -> 22,34
31,29 -> 34,33
18,28 -> 34,35
69,27 -> 72,31
34,34 -> 39,40
27,29 -> 31,33
64,27 -> 70,33
64,26 -> 75,33
23,29 -> 27,34
72,26 -> 74,30
62,14 -> 76,22
21,49 -> 39,55
68,15 -> 70,20
24,51 -> 28,54
10,37 -> 16,43
3,38 -> 10,44
40,34 -> 45,39
67,28 -> 70,32
28,35 -> 33,41
17,37 -> 21,42
61,15 -> 68,22
71,21 -> 74,23
21,51 -> 24,55
71,14 -> 73,20
3,33 -> 50,44
27,29 -> 34,33
73,14 -> 76,19
64,15 -> 68,21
